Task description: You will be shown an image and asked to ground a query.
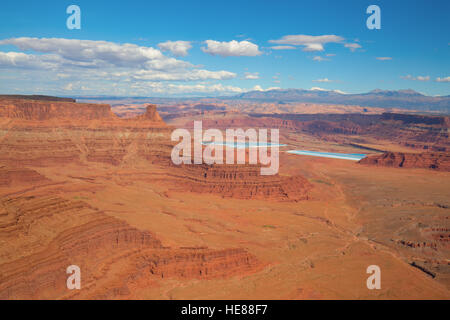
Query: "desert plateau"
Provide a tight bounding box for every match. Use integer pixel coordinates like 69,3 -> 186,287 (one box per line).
1,0 -> 449,303
0,96 -> 448,299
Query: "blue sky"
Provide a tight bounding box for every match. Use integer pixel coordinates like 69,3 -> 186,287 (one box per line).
0,0 -> 449,97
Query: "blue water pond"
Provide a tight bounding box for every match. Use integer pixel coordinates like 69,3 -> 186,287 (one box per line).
287,150 -> 366,161
202,141 -> 287,149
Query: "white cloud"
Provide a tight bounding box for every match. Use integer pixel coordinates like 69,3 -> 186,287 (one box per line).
269,34 -> 343,52
312,56 -> 329,62
269,35 -> 365,53
304,43 -> 325,52
167,83 -> 245,93
252,85 -> 280,91
63,83 -> 73,91
344,43 -> 362,52
376,57 -> 392,60
435,76 -> 450,82
415,76 -> 430,81
313,78 -> 333,82
401,75 -> 430,81
244,72 -> 259,80
0,37 -> 179,69
158,40 -> 192,57
56,73 -> 70,79
201,40 -> 262,56
0,51 -> 59,69
0,37 -> 192,72
0,37 -> 242,95
0,39 -> 227,81
125,81 -> 250,95
131,69 -> 236,81
270,45 -> 296,50
310,87 -> 346,94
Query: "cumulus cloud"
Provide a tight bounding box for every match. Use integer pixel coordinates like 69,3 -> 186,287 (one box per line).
0,37 -> 188,70
376,57 -> 392,60
269,34 -> 343,52
0,37 -> 241,95
158,40 -> 192,57
401,75 -> 430,81
344,43 -> 362,52
435,76 -> 450,82
0,51 -> 57,69
201,40 -> 262,56
1,38 -> 160,66
244,72 -> 259,80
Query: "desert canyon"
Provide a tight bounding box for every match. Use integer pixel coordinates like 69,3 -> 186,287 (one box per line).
0,96 -> 448,299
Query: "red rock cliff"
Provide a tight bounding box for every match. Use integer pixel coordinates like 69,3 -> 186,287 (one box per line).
359,152 -> 450,171
0,98 -> 115,120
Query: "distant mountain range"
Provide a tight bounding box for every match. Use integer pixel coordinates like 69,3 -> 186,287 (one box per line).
230,89 -> 450,112
9,88 -> 449,114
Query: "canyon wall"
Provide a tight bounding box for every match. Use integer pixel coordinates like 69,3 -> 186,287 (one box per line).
0,98 -> 115,120
0,99 -> 171,166
359,152 -> 450,171
248,112 -> 450,152
381,112 -> 450,127
0,98 -> 270,299
168,163 -> 311,201
0,193 -> 262,299
0,99 -> 312,200
0,95 -> 76,103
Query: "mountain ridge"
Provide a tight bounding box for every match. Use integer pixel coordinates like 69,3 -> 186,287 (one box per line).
231,88 -> 450,112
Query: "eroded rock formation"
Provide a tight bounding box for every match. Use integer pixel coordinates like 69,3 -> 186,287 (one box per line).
0,99 -> 170,166
0,194 -> 262,299
0,98 -> 115,120
168,163 -> 311,201
247,112 -> 450,152
137,104 -> 164,122
0,98 -> 284,299
0,166 -> 49,187
359,152 -> 450,171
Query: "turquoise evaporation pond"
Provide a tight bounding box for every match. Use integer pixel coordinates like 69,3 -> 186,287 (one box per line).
202,141 -> 287,149
287,150 -> 367,161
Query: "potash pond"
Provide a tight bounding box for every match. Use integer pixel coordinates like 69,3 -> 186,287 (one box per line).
287,150 -> 367,161
202,141 -> 287,149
